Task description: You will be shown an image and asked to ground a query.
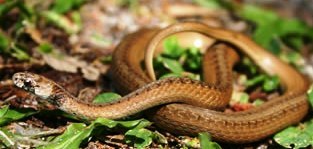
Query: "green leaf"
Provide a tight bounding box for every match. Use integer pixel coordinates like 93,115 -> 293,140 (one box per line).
279,51 -> 303,67
193,0 -> 222,9
93,92 -> 122,104
198,132 -> 221,149
252,99 -> 264,106
163,36 -> 185,58
159,73 -> 182,79
38,118 -> 152,149
238,5 -> 313,51
0,127 -> 15,148
274,120 -> 313,149
51,0 -> 85,14
38,43 -> 53,53
0,0 -> 20,17
161,57 -> 184,74
268,37 -> 281,55
41,11 -> 79,34
11,44 -> 30,61
93,118 -> 152,130
0,106 -> 36,126
239,93 -> 249,104
242,57 -> 257,74
125,128 -> 154,148
262,75 -> 280,92
38,123 -> 92,149
245,75 -> 266,87
185,47 -> 202,70
0,33 -> 9,52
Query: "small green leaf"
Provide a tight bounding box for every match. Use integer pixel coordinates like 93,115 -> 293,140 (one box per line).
252,99 -> 264,106
242,57 -> 258,74
280,51 -> 303,67
245,75 -> 266,87
0,0 -> 19,17
198,132 -> 221,149
0,127 -> 15,148
125,128 -> 154,148
185,47 -> 202,70
90,33 -> 112,47
41,11 -> 79,34
0,33 -> 9,52
100,55 -> 112,64
38,43 -> 53,53
161,57 -> 184,74
11,44 -> 30,61
0,106 -> 36,126
262,75 -> 280,92
93,118 -> 151,129
193,0 -> 222,9
159,73 -> 181,79
51,0 -> 85,14
239,93 -> 249,104
93,92 -> 121,104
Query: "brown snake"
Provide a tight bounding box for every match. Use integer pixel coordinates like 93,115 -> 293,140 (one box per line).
12,22 -> 309,143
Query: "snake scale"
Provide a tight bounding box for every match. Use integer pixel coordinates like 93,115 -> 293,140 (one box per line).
12,22 -> 309,143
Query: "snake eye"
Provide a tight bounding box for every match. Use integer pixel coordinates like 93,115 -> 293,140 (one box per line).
23,79 -> 32,88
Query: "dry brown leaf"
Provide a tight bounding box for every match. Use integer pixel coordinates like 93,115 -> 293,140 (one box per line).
42,51 -> 100,81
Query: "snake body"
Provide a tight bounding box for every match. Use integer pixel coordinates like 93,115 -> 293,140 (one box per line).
12,22 -> 309,143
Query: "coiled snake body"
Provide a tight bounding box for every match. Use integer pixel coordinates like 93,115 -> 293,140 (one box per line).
12,22 -> 309,143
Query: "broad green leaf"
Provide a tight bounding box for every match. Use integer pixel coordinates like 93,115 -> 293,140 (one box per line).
51,0 -> 85,14
198,132 -> 221,149
0,106 -> 36,126
38,123 -> 92,149
125,128 -> 154,148
274,120 -> 313,149
238,5 -> 313,51
274,127 -> 311,149
93,92 -> 121,104
161,57 -> 184,74
268,37 -> 281,55
38,118 -> 152,149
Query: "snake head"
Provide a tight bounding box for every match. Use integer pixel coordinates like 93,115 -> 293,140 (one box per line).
12,72 -> 53,99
